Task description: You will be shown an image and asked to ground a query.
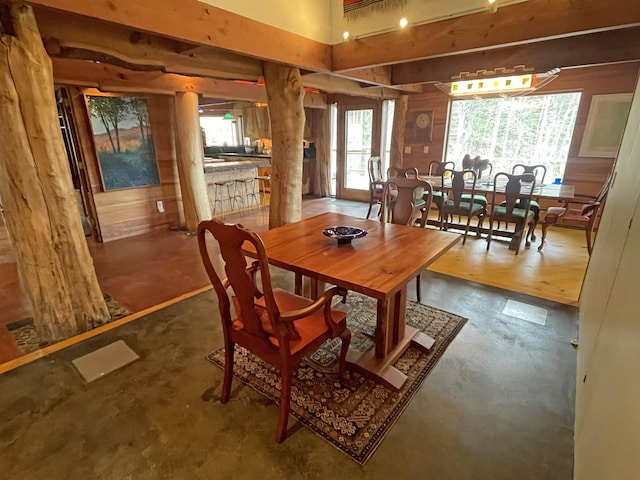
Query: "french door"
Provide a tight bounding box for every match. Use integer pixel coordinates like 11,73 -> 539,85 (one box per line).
336,101 -> 382,201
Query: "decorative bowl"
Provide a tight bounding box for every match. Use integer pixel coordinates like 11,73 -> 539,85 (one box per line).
322,226 -> 368,245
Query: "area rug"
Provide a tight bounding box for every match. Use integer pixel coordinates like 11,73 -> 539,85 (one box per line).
206,293 -> 467,464
6,294 -> 130,355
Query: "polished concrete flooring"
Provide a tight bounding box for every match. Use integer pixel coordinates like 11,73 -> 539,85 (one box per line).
0,267 -> 577,479
0,197 -> 578,478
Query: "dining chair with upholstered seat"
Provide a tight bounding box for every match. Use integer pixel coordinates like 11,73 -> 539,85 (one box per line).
381,176 -> 433,302
486,172 -> 537,255
537,172 -> 612,255
502,164 -> 548,240
428,160 -> 455,210
438,169 -> 485,245
366,156 -> 385,219
460,155 -> 491,210
387,166 -> 419,179
197,219 -> 351,443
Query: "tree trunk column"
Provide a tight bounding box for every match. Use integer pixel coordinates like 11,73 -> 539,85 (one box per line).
263,62 -> 305,228
0,3 -> 109,341
174,91 -> 210,231
390,95 -> 409,169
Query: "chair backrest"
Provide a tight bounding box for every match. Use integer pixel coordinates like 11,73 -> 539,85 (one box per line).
493,172 -> 536,216
382,177 -> 432,227
197,219 -> 292,343
512,164 -> 547,185
368,156 -> 383,183
387,166 -> 419,179
443,169 -> 477,208
461,155 -> 492,179
428,160 -> 455,176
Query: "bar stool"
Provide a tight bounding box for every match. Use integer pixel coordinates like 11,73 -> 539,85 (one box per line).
236,177 -> 260,212
212,180 -> 237,218
255,175 -> 271,208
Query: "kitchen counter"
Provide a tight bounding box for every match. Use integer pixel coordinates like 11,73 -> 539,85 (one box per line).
218,153 -> 272,160
204,158 -> 270,173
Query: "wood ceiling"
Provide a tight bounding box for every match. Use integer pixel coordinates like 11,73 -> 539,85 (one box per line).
23,0 -> 640,100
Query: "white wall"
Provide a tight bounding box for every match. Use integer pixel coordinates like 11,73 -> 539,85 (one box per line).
200,0 -> 332,43
199,0 -> 529,45
329,0 -> 528,44
574,73 -> 640,479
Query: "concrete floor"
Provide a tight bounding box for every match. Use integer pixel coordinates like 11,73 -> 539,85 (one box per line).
0,270 -> 577,479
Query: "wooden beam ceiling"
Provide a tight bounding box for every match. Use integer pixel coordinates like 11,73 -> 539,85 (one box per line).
392,27 -> 640,85
332,0 -> 640,72
26,0 -> 331,72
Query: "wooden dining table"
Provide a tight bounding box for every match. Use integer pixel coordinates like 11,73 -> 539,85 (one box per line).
245,212 -> 460,389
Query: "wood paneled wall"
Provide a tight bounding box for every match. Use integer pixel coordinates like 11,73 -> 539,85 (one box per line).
402,62 -> 640,198
69,89 -> 182,242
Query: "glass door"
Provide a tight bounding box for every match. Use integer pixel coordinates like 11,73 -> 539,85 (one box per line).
337,102 -> 381,201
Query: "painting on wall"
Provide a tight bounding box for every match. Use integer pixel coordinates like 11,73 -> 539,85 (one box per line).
579,93 -> 633,158
86,95 -> 160,190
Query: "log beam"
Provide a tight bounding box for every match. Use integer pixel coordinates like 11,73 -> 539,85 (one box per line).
0,3 -> 109,341
174,92 -> 210,232
25,0 -> 331,72
392,27 -> 640,85
263,62 -> 305,228
333,0 -> 640,71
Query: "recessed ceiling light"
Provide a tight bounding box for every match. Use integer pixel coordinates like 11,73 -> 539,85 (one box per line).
399,17 -> 408,28
343,31 -> 350,40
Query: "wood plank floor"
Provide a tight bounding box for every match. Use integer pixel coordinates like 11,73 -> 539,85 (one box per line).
0,197 -> 589,364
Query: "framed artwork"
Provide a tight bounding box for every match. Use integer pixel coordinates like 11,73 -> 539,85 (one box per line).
579,93 -> 633,158
86,95 -> 160,190
406,110 -> 434,144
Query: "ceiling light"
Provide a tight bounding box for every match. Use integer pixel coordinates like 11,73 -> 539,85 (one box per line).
399,17 -> 408,28
487,0 -> 498,13
343,31 -> 350,41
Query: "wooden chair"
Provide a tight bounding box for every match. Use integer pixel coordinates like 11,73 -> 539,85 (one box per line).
486,172 -> 536,255
366,156 -> 385,219
197,219 -> 351,443
460,155 -> 490,209
381,177 -> 433,302
387,166 -> 419,179
537,173 -> 611,255
507,164 -> 547,239
439,169 -> 485,245
428,160 -> 455,210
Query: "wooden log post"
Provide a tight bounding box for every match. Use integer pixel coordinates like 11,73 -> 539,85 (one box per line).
0,3 -> 109,341
390,94 -> 409,168
174,91 -> 210,231
263,62 -> 305,228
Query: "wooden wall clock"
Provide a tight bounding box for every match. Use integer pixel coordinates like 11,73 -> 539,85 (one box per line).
406,110 -> 434,144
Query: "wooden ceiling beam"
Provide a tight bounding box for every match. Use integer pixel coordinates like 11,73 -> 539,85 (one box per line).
35,8 -> 263,81
27,0 -> 331,72
301,73 -> 400,99
392,27 -> 640,85
333,0 -> 640,71
51,58 -> 327,108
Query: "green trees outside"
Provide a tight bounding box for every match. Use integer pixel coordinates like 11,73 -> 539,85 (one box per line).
447,93 -> 582,179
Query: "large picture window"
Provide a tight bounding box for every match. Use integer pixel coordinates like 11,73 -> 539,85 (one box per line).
446,93 -> 581,180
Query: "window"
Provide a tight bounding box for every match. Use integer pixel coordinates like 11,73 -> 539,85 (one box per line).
446,93 -> 581,180
199,116 -> 238,146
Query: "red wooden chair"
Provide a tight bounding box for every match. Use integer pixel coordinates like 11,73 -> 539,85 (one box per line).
198,219 -> 351,442
537,173 -> 611,255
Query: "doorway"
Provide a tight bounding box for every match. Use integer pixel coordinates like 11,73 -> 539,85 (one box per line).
336,100 -> 382,201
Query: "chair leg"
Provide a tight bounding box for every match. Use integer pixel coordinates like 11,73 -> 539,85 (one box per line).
537,220 -> 553,252
416,273 -> 421,303
586,224 -> 594,255
275,365 -> 293,443
366,200 -> 374,219
486,215 -> 495,250
221,341 -> 235,404
525,219 -> 535,249
338,328 -> 351,378
462,212 -> 473,245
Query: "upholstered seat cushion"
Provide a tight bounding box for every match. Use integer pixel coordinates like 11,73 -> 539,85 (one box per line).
460,193 -> 488,208
443,200 -> 485,215
430,191 -> 447,207
253,288 -> 347,354
543,207 -> 588,223
492,206 -> 535,219
501,199 -> 540,213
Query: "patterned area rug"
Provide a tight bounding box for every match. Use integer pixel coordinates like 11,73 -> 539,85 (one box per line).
6,294 -> 130,355
207,293 -> 467,464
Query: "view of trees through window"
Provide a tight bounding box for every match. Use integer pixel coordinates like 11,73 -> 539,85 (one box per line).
446,93 -> 582,180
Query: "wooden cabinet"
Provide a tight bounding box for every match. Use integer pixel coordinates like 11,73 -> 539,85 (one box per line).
243,106 -> 271,139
